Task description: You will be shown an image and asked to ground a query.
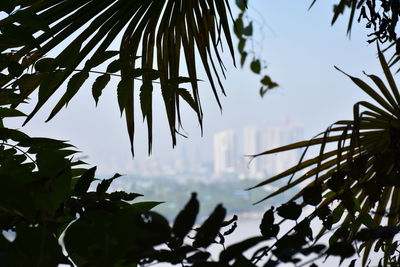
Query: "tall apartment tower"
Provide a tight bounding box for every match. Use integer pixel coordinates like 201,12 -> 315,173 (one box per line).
259,127 -> 281,175
243,126 -> 259,178
213,130 -> 236,175
258,121 -> 304,176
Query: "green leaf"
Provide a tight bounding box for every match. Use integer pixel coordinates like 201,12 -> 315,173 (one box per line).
13,10 -> 51,32
0,23 -> 40,49
377,49 -> 400,106
328,171 -> 347,192
107,191 -> 143,201
250,60 -> 261,74
117,79 -> 133,115
0,108 -> 26,118
187,251 -> 211,263
11,226 -> 67,266
358,213 -> 377,229
260,75 -> 278,90
302,183 -> 322,206
0,128 -> 28,142
131,201 -> 163,211
243,22 -> 253,36
171,192 -> 199,248
96,173 -> 121,194
18,137 -> 71,151
295,219 -> 313,241
332,206 -> 345,224
107,59 -> 121,73
234,16 -> 244,37
259,207 -> 280,239
177,88 -> 198,113
327,241 -> 355,258
65,71 -> 89,106
137,211 -> 171,246
193,204 -> 226,248
139,81 -> 153,120
0,0 -> 16,13
46,71 -> 89,121
235,0 -> 247,11
16,73 -> 45,101
168,76 -> 199,85
35,150 -> 71,213
348,259 -> 356,267
300,244 -> 326,256
8,60 -> 24,77
34,58 -> 55,72
36,71 -> 65,107
55,42 -> 81,69
220,236 -> 266,263
277,201 -> 302,221
92,74 -> 110,105
240,52 -> 248,67
335,66 -> 396,115
86,51 -> 119,69
238,38 -> 246,53
348,155 -> 369,180
74,166 -> 96,196
0,0 -> 237,156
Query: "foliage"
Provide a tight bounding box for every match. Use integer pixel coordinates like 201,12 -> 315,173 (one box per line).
2,0 -> 400,266
0,129 -> 240,266
233,0 -> 278,97
310,0 -> 365,35
312,0 -> 400,64
248,50 -> 400,266
0,92 -> 240,266
0,0 -> 238,154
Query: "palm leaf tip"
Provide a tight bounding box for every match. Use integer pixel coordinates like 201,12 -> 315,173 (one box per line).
1,0 -> 236,154
251,53 -> 400,265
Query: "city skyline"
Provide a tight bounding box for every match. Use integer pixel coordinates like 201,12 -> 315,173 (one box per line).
213,119 -> 304,179
95,118 -> 304,179
7,1 -> 380,176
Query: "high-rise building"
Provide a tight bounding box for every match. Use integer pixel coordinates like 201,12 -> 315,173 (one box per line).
258,120 -> 304,176
213,130 -> 236,175
259,127 -> 281,175
243,126 -> 260,178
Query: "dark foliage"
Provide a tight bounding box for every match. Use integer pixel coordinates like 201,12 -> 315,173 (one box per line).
2,1 -> 400,266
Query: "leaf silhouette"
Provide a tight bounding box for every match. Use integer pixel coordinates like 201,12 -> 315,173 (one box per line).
193,204 -> 226,248
92,74 -> 110,105
277,202 -> 302,221
171,192 -> 199,248
220,236 -> 266,263
327,241 -> 355,259
259,207 -> 280,238
74,166 -> 96,196
302,183 -> 322,206
0,0 -> 237,154
96,173 -> 122,194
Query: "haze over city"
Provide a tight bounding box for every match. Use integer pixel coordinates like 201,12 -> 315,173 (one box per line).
7,0 -> 382,176
2,1 -> 398,266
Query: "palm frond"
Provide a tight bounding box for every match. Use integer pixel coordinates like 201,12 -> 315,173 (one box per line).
252,51 -> 400,265
0,0 -> 235,154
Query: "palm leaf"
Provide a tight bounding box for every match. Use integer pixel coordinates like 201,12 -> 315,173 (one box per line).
0,0 -> 235,154
252,52 -> 400,265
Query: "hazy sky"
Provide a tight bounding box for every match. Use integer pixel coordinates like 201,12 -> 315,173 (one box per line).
7,0 -> 386,174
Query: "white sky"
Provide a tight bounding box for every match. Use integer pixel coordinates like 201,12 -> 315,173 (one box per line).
7,0 -> 387,174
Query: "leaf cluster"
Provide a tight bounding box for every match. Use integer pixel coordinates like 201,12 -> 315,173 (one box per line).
234,0 -> 278,97
245,50 -> 400,266
0,0 -> 238,155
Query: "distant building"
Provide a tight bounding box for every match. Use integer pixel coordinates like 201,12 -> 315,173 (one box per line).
243,126 -> 260,178
258,120 -> 304,176
213,130 -> 236,176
